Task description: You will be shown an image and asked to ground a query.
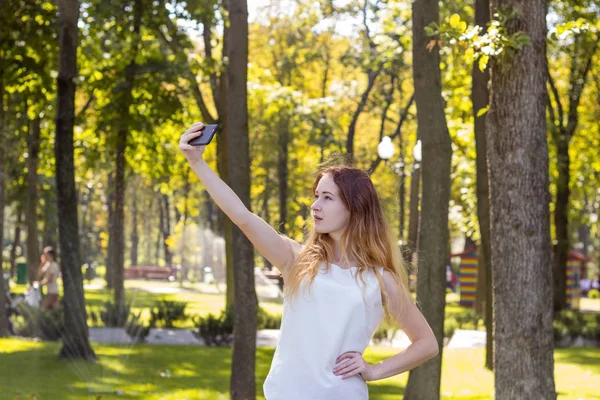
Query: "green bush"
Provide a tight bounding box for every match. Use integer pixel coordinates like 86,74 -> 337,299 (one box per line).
100,302 -> 131,327
193,306 -> 282,346
14,304 -> 63,341
194,308 -> 234,346
126,312 -> 153,342
444,318 -> 459,339
553,310 -> 600,342
150,300 -> 188,328
257,307 -> 281,330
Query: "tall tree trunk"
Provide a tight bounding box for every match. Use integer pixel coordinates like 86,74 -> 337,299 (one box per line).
226,0 -> 256,398
262,173 -> 273,270
407,159 -> 421,260
471,0 -> 493,371
162,194 -> 173,267
547,36 -> 598,311
55,0 -> 95,360
105,172 -> 115,288
486,0 -> 556,397
26,115 -> 41,283
42,183 -> 58,249
277,119 -> 289,234
553,142 -> 569,311
0,68 -> 8,337
404,0 -> 452,397
346,67 -> 382,155
130,181 -> 139,267
10,208 -> 23,277
110,0 -> 143,312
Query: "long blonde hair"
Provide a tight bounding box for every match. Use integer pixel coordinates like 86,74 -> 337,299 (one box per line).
285,166 -> 413,318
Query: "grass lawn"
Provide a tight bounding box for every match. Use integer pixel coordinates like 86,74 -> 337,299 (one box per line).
0,338 -> 598,400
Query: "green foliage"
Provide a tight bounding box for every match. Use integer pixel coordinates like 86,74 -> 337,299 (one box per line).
100,301 -> 132,328
194,306 -> 282,346
193,307 -> 234,347
13,304 -> 63,341
125,312 -> 153,342
150,300 -> 188,328
553,310 -> 600,343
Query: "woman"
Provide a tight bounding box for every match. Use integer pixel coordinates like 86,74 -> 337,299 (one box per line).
179,123 -> 438,399
39,246 -> 60,310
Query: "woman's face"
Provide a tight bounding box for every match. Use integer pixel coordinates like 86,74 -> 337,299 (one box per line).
40,254 -> 47,264
43,252 -> 53,262
311,174 -> 350,236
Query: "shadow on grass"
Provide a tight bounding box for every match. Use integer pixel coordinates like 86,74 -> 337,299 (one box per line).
554,347 -> 600,371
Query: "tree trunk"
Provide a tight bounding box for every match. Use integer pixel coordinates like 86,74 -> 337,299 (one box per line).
346,66 -> 382,155
277,119 -> 289,234
130,181 -> 139,267
486,0 -> 556,397
42,183 -> 58,250
0,70 -> 8,337
404,0 -> 452,397
226,1 -> 256,398
161,194 -> 173,267
26,115 -> 41,283
553,141 -> 569,311
110,0 -> 143,313
105,172 -> 115,288
55,0 -> 95,360
471,0 -> 493,371
10,208 -> 23,277
407,161 -> 421,259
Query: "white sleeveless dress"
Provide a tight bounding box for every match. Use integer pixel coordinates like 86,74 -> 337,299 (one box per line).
263,263 -> 385,400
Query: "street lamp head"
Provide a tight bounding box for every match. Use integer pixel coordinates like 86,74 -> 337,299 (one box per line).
413,140 -> 422,163
378,136 -> 395,160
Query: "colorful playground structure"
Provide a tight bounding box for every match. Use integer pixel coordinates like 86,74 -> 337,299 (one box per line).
450,247 -> 590,310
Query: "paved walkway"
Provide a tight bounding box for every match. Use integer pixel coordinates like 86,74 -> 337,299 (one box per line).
89,327 -> 487,348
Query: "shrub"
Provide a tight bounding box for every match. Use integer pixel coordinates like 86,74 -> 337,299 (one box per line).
150,300 -> 188,328
100,302 -> 131,327
257,307 -> 281,330
125,312 -> 153,342
14,304 -> 63,341
444,318 -> 459,340
194,308 -> 234,346
588,289 -> 599,299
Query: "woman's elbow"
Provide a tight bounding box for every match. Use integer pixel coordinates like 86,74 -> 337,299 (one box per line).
425,337 -> 439,360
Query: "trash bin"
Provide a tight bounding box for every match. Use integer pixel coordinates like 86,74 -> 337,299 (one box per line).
16,263 -> 27,285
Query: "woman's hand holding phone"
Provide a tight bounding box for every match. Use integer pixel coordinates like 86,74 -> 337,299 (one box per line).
179,122 -> 207,166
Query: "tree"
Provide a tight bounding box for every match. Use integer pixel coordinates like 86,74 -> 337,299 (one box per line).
486,0 -> 556,397
55,0 -> 95,360
25,114 -> 41,283
404,0 -> 452,398
107,0 -> 143,312
226,1 -> 256,398
0,65 -> 8,337
547,4 -> 600,311
471,0 -> 493,371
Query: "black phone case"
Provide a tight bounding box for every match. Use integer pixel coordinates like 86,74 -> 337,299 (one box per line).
188,125 -> 218,146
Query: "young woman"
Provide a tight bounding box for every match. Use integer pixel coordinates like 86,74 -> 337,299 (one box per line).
179,123 -> 438,399
39,246 -> 60,310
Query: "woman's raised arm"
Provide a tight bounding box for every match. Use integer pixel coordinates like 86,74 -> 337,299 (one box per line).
179,122 -> 300,276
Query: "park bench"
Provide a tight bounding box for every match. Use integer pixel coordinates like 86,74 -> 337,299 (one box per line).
124,266 -> 176,281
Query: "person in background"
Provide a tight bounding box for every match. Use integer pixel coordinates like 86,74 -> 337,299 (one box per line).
39,246 -> 60,310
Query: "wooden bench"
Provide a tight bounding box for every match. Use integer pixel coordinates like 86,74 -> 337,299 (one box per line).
124,266 -> 176,281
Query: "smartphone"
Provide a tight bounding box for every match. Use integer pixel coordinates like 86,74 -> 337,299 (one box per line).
188,124 -> 219,146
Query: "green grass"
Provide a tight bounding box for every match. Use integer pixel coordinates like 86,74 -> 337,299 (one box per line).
0,339 -> 598,399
